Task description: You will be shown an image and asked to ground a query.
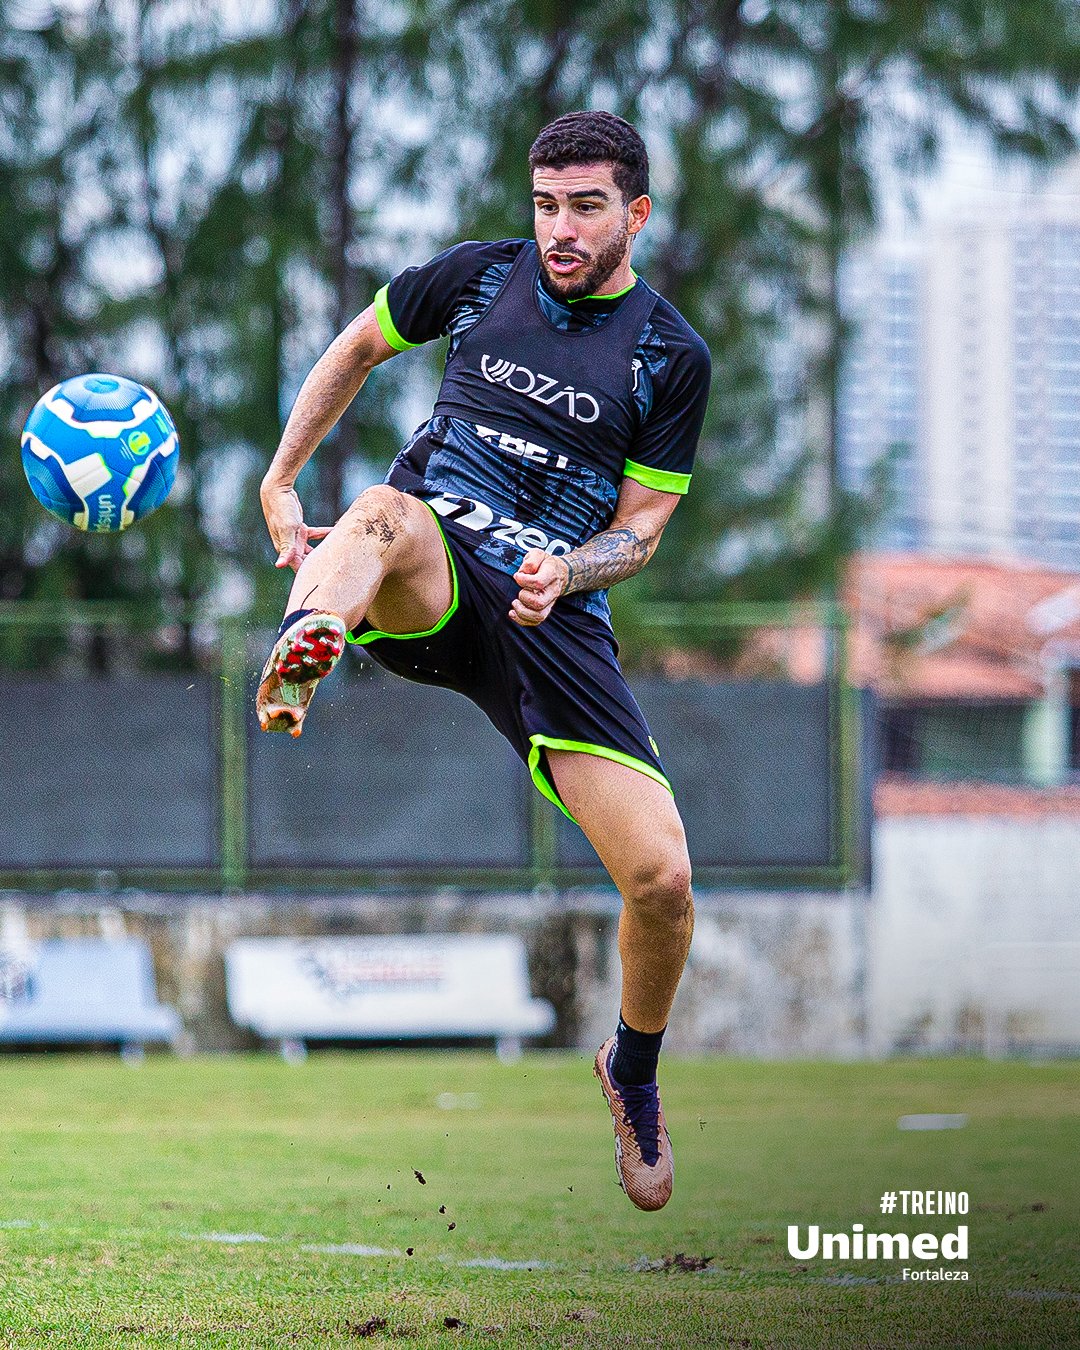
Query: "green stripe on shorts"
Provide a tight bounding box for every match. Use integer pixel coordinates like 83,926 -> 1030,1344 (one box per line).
527,734 -> 673,824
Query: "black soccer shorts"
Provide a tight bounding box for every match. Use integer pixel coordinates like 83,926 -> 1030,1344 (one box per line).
345,510 -> 672,823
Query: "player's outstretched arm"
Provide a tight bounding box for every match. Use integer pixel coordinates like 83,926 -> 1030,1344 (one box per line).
510,479 -> 680,627
261,304 -> 398,570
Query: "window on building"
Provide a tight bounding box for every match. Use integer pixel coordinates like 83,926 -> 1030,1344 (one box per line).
1071,672 -> 1080,776
880,707 -> 920,774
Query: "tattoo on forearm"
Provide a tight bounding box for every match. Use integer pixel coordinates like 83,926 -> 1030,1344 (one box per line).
562,526 -> 656,595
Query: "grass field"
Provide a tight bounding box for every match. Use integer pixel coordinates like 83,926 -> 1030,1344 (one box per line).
0,1053 -> 1077,1348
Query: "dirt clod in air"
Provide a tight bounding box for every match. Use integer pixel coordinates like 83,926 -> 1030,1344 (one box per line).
439,1205 -> 446,1214
447,1221 -> 456,1231
413,1170 -> 426,1185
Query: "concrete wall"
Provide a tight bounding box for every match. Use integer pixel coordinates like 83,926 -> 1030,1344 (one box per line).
577,893 -> 866,1059
0,889 -> 868,1057
2,813 -> 1077,1058
869,817 -> 1080,1055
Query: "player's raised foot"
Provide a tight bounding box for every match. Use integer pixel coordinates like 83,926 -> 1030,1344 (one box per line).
594,1036 -> 673,1212
256,612 -> 347,737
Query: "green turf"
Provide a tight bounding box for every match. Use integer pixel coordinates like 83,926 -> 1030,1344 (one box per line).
0,1053 -> 1076,1348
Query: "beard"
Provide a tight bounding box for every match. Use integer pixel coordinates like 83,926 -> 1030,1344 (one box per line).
539,218 -> 631,301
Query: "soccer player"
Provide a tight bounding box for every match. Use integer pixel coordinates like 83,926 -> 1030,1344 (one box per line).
257,111 -> 711,1211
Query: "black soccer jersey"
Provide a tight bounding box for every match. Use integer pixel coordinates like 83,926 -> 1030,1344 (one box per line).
374,238 -> 710,620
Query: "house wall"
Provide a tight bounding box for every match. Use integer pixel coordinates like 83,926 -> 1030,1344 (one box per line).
869,815 -> 1080,1053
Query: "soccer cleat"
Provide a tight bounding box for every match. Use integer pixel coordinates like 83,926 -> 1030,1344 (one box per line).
594,1036 -> 674,1211
256,612 -> 346,737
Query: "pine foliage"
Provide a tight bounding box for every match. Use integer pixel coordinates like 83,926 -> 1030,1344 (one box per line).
0,0 -> 1076,664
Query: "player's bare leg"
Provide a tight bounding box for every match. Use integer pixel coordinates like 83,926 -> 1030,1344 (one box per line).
546,749 -> 692,1209
257,485 -> 452,735
547,750 -> 693,1029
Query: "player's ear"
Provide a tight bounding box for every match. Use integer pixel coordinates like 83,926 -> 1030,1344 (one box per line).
627,194 -> 651,236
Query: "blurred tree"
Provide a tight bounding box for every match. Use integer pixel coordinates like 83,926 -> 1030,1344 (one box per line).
629,0 -> 1078,622
118,0 -> 425,616
0,0 -> 427,665
0,2 -> 184,668
1,0 -> 1077,672
394,0 -> 870,659
403,0 -> 1077,661
105,0 -> 325,629
749,0 -> 1080,508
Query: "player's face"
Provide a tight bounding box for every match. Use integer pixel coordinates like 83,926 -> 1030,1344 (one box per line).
531,163 -> 650,301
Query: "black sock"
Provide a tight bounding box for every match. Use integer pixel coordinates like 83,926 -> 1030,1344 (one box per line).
610,1015 -> 665,1086
278,607 -> 315,639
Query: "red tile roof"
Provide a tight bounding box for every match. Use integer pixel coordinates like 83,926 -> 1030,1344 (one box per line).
846,553 -> 1080,700
876,776 -> 1080,818
739,553 -> 1080,701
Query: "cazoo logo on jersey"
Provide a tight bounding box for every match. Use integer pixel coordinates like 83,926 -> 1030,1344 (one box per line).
480,354 -> 599,423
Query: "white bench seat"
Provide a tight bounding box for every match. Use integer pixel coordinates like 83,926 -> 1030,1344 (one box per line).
0,938 -> 180,1051
224,934 -> 555,1060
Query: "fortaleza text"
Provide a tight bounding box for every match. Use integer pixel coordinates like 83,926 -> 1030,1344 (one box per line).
787,1225 -> 969,1261
903,1267 -> 970,1280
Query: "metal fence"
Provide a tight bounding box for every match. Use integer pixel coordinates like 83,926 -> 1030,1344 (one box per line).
0,600 -> 866,892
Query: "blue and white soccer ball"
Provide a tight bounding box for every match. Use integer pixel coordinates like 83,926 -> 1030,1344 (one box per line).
21,373 -> 179,532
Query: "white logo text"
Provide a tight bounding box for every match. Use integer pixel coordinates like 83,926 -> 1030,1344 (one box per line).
480,355 -> 600,424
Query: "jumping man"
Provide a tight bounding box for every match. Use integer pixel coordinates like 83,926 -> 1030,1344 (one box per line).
257,111 -> 711,1211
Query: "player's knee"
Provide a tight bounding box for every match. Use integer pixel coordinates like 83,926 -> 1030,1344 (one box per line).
625,854 -> 693,922
341,484 -> 411,550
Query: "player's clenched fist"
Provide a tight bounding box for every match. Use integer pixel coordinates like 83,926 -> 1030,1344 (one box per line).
510,549 -> 571,626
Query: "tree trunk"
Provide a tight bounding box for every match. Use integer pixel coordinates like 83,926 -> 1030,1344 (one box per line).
324,0 -> 360,523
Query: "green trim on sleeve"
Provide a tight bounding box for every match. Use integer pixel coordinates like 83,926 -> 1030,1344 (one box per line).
346,504 -> 458,645
623,460 -> 693,495
527,734 -> 674,824
374,284 -> 421,352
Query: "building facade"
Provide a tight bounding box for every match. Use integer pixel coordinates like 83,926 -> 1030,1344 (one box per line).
839,159 -> 1080,569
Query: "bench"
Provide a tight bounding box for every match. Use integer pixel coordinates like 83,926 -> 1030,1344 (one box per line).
0,937 -> 181,1053
224,934 -> 556,1061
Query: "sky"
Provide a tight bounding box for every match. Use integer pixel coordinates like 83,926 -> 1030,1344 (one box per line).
878,99 -> 1080,239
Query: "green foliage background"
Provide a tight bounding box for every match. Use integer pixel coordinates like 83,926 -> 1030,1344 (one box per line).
1,0 -> 1077,660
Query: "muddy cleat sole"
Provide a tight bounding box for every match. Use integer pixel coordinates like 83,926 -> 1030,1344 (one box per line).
594,1036 -> 674,1211
256,612 -> 346,737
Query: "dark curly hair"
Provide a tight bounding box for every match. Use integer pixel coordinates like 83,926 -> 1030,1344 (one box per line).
528,111 -> 649,203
